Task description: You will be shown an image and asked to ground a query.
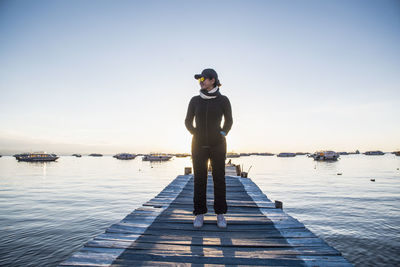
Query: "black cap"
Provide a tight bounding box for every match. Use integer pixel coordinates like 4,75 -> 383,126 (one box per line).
194,68 -> 221,86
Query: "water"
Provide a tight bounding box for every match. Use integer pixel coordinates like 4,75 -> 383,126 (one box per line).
0,154 -> 399,266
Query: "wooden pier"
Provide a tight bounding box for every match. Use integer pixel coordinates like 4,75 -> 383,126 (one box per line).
60,174 -> 352,266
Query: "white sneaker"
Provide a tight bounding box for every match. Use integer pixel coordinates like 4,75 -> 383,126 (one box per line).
193,214 -> 204,228
217,214 -> 227,228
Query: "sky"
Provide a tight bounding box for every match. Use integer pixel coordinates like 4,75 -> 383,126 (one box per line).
0,0 -> 399,155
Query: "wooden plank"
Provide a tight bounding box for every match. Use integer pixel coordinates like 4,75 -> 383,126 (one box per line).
150,211 -> 295,221
137,216 -> 273,224
106,227 -> 317,239
92,235 -> 330,248
143,203 -> 260,210
144,203 -> 276,212
116,240 -> 339,253
127,211 -> 273,219
108,222 -> 306,232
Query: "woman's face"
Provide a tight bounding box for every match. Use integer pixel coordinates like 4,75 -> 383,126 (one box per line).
199,77 -> 215,91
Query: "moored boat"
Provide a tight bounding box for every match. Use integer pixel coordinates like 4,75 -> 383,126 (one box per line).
16,152 -> 59,162
72,154 -> 82,157
227,152 -> 240,158
312,151 -> 339,161
114,153 -> 136,160
364,151 -> 385,155
89,153 -> 103,157
175,153 -> 190,158
277,152 -> 296,157
142,153 -> 172,161
348,150 -> 360,155
258,152 -> 274,156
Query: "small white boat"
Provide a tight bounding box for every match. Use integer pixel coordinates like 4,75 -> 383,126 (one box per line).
227,152 -> 240,158
142,153 -> 172,161
312,151 -> 339,161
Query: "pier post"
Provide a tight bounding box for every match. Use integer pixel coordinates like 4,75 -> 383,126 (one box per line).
184,167 -> 192,175
275,200 -> 283,209
235,165 -> 241,176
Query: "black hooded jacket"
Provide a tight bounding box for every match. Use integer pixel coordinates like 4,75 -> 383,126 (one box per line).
185,91 -> 233,147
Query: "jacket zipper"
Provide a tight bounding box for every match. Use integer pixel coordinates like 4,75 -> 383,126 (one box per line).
206,101 -> 209,146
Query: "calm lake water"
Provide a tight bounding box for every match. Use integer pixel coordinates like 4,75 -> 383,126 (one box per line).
0,154 -> 399,266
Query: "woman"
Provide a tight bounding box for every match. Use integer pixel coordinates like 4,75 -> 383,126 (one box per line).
185,68 -> 233,228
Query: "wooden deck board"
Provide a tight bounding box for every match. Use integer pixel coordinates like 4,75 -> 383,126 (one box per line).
59,174 -> 352,266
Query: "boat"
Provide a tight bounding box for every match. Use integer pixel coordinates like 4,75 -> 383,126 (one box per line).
142,153 -> 172,161
114,153 -> 136,160
346,150 -> 360,155
277,153 -> 296,157
89,153 -> 103,157
295,152 -> 307,155
312,151 -> 340,161
175,153 -> 191,158
15,152 -> 59,162
338,152 -> 349,155
72,154 -> 82,157
258,152 -> 274,156
364,151 -> 385,155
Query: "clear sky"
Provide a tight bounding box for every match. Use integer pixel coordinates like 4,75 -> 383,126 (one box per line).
1,0 -> 399,154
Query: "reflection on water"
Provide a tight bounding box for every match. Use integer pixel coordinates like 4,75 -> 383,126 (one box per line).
0,154 -> 399,266
20,161 -> 49,178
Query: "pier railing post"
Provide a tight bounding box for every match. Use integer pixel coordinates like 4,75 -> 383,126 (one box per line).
235,165 -> 241,176
184,167 -> 192,175
275,200 -> 283,209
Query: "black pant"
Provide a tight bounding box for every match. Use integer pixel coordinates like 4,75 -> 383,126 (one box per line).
191,139 -> 227,215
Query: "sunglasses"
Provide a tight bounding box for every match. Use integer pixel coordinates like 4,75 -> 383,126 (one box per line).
197,77 -> 206,82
